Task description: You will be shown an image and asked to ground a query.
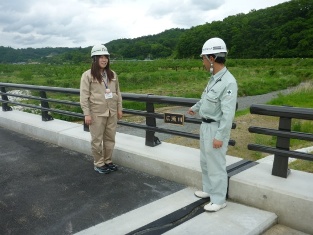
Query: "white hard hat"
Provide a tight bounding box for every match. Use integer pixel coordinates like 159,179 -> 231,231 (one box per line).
91,44 -> 110,57
200,37 -> 227,56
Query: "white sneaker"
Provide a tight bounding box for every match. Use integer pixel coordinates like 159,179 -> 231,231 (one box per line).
194,191 -> 210,199
204,202 -> 227,212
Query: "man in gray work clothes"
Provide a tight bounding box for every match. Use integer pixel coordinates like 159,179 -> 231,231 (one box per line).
188,37 -> 238,212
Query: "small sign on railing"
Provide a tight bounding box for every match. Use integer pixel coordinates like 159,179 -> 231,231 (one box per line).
164,113 -> 184,125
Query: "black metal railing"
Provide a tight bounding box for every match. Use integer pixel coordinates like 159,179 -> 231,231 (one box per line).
248,104 -> 313,178
0,82 -> 236,147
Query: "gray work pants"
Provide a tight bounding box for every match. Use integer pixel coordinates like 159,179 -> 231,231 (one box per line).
200,122 -> 229,205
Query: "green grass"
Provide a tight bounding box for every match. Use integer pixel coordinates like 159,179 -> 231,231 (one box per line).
1,58 -> 313,99
235,109 -> 250,117
264,84 -> 313,172
289,159 -> 313,173
269,87 -> 313,108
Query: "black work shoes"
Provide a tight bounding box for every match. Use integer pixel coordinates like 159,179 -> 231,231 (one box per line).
94,165 -> 111,174
94,163 -> 118,174
105,163 -> 118,171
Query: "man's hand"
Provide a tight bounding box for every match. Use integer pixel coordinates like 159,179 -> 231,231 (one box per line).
187,108 -> 195,115
213,139 -> 223,149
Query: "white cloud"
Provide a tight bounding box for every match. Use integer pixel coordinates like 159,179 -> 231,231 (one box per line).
0,0 -> 290,49
147,0 -> 224,26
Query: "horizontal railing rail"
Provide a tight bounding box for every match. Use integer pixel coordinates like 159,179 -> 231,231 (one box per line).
248,104 -> 313,178
0,82 -> 236,147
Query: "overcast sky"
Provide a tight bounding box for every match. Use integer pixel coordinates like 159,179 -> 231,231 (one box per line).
0,0 -> 290,49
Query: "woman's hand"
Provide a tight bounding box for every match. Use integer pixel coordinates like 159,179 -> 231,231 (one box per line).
118,111 -> 123,120
84,115 -> 92,125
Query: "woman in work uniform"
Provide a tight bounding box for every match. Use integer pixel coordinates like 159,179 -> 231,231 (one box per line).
188,38 -> 238,212
80,44 -> 123,174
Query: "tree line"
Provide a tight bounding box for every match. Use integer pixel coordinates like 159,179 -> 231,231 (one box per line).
0,0 -> 312,63
177,0 -> 313,58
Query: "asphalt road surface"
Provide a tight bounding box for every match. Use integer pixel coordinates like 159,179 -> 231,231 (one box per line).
0,126 -> 185,235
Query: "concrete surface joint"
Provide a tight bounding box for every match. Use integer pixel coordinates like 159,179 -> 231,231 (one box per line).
228,161 -> 313,234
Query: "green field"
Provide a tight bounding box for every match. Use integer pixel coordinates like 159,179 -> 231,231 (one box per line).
1,58 -> 312,98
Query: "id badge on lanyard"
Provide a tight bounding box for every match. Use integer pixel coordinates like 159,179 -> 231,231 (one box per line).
105,92 -> 113,99
102,74 -> 113,99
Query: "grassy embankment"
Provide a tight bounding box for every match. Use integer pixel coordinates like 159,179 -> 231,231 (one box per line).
0,58 -> 312,172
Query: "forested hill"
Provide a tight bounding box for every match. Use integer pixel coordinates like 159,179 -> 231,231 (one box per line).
0,0 -> 312,63
176,0 -> 313,58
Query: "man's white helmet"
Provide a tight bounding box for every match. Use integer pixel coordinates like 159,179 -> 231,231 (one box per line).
91,44 -> 110,57
200,37 -> 227,56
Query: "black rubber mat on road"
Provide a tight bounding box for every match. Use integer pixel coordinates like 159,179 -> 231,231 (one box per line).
126,198 -> 208,235
0,126 -> 185,235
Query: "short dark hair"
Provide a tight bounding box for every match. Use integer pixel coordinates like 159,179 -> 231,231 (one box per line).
209,54 -> 226,64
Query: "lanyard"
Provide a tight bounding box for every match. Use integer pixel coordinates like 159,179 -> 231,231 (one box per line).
206,69 -> 227,93
102,72 -> 109,89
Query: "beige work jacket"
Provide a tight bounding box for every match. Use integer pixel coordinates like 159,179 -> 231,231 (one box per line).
80,69 -> 122,116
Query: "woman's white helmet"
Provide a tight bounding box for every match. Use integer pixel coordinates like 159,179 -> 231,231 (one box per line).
200,37 -> 227,57
91,44 -> 110,57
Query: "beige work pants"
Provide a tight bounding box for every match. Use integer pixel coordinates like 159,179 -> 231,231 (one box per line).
89,113 -> 117,167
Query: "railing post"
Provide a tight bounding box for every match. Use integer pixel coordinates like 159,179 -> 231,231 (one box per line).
1,87 -> 12,111
39,91 -> 54,121
272,117 -> 291,178
145,95 -> 161,147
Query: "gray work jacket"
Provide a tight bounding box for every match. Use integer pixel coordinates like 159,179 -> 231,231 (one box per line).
191,67 -> 238,141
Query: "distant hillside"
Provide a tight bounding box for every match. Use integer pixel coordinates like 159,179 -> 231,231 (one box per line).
176,0 -> 313,58
0,46 -> 79,63
106,28 -> 186,60
0,0 -> 312,63
0,28 -> 185,64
